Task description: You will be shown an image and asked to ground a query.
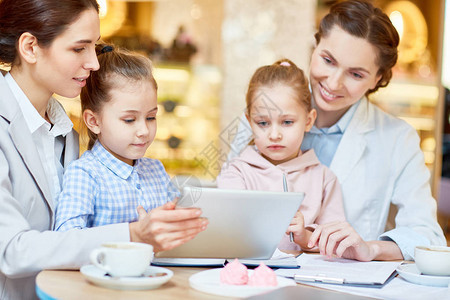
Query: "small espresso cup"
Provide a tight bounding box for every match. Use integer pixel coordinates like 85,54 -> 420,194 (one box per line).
415,245 -> 450,276
90,242 -> 153,277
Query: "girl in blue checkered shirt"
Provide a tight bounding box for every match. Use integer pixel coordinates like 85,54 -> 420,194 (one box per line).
55,45 -> 207,238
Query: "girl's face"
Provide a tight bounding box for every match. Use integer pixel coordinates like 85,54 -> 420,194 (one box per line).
88,79 -> 158,166
33,8 -> 100,99
246,84 -> 316,165
309,25 -> 382,127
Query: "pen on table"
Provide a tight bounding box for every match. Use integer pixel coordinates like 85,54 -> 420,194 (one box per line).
283,174 -> 294,243
294,274 -> 345,284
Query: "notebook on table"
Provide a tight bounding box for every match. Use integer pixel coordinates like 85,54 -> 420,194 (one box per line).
275,253 -> 402,286
153,187 -> 304,267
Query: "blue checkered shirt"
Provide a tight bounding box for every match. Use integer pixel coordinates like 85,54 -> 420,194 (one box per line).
55,141 -> 179,231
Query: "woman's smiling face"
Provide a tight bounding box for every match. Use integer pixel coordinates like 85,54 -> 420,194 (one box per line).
33,8 -> 100,99
309,25 -> 382,127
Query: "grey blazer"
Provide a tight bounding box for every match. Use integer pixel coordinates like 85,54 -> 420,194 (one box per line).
0,73 -> 129,300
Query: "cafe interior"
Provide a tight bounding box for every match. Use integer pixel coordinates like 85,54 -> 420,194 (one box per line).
54,0 -> 450,243
10,0 -> 450,298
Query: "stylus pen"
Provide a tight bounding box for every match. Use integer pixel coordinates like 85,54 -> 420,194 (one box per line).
283,175 -> 294,243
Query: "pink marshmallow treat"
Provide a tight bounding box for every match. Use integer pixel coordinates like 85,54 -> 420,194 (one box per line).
248,263 -> 278,287
220,259 -> 249,285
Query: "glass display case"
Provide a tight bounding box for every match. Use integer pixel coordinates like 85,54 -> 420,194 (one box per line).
149,63 -> 222,179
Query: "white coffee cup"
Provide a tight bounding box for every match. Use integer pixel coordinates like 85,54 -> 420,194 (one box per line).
415,245 -> 450,276
90,242 -> 153,277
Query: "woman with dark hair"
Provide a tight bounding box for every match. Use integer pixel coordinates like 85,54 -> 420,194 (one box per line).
304,0 -> 445,261
0,1 -> 205,299
231,0 -> 445,262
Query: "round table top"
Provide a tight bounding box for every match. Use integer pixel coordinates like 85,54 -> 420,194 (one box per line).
36,267 -> 228,300
35,265 -> 377,300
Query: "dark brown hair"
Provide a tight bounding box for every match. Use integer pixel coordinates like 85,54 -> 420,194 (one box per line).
246,58 -> 311,115
0,0 -> 99,67
315,0 -> 399,95
80,44 -> 158,149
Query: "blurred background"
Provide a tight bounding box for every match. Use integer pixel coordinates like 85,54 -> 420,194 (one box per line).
50,0 -> 449,238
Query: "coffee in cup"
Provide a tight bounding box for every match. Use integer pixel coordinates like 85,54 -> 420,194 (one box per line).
90,242 -> 153,277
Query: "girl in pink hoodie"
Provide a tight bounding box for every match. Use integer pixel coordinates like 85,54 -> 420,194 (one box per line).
217,59 -> 346,252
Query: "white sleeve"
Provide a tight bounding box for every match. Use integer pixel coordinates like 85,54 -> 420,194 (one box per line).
380,125 -> 446,260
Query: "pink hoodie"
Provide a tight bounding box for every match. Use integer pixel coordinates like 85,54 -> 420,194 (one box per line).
217,146 -> 346,251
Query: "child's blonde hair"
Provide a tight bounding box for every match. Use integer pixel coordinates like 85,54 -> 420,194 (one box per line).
245,58 -> 311,115
80,44 -> 157,150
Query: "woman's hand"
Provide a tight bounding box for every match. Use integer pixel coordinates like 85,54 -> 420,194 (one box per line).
308,221 -> 404,261
129,201 -> 208,252
308,221 -> 376,261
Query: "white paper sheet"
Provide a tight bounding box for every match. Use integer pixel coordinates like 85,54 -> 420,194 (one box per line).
276,254 -> 401,285
239,249 -> 298,268
274,254 -> 450,300
288,277 -> 450,300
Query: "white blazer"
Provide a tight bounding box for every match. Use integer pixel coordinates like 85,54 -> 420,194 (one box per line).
329,98 -> 445,260
0,73 -> 130,300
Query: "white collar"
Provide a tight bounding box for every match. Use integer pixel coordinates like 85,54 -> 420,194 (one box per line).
5,72 -> 72,136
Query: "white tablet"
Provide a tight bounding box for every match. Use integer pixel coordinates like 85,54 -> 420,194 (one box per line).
156,187 -> 304,259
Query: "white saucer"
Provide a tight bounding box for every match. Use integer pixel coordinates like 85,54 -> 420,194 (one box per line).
396,264 -> 450,287
80,265 -> 173,290
189,268 -> 296,298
